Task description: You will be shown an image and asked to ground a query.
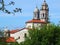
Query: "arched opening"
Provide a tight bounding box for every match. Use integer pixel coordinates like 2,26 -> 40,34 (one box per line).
24,33 -> 27,38
43,13 -> 44,17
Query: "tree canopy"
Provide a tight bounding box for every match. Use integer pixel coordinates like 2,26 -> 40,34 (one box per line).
19,24 -> 60,45
0,24 -> 60,45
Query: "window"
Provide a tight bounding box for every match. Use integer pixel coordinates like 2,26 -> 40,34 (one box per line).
24,33 -> 27,38
16,37 -> 20,40
28,26 -> 31,28
43,13 -> 44,17
41,13 -> 45,19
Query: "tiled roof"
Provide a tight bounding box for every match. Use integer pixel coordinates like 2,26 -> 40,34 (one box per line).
6,37 -> 16,43
0,37 -> 15,43
10,29 -> 20,34
10,28 -> 28,34
26,19 -> 46,23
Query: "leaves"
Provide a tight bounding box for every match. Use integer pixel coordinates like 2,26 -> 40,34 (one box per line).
9,1 -> 15,5
0,0 -> 22,15
0,24 -> 60,45
13,8 -> 22,13
4,9 -> 11,14
19,24 -> 60,45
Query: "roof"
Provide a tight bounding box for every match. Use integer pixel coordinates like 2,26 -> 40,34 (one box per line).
10,29 -> 20,34
0,37 -> 15,43
10,28 -> 28,34
26,19 -> 47,23
6,37 -> 16,43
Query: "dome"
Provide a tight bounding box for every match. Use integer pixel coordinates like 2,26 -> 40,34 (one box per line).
34,6 -> 39,13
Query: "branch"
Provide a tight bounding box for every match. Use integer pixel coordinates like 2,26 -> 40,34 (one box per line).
0,0 -> 22,15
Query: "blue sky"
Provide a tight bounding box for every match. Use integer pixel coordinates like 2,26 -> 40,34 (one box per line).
0,0 -> 60,30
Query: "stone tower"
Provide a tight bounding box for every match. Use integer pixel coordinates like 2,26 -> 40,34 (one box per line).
26,0 -> 49,29
33,6 -> 40,20
40,0 -> 49,23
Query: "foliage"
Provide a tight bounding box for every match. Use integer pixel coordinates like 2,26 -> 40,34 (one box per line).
0,29 -> 4,37
0,42 -> 7,45
0,0 -> 22,15
0,42 -> 19,45
0,24 -> 60,45
19,24 -> 60,45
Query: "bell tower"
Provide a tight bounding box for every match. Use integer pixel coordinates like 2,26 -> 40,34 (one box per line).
33,6 -> 40,20
40,0 -> 49,23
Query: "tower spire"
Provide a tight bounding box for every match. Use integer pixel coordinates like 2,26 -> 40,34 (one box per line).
36,5 -> 38,8
44,0 -> 46,2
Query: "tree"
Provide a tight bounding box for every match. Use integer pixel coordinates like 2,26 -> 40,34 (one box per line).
0,24 -> 60,45
0,0 -> 22,15
19,24 -> 60,45
0,29 -> 4,37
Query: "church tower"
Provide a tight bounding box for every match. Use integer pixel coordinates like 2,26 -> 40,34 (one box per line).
33,6 -> 40,20
26,0 -> 49,29
40,0 -> 49,23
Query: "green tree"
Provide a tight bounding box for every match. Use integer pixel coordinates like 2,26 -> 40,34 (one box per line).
0,29 -> 4,37
19,24 -> 60,45
0,24 -> 60,45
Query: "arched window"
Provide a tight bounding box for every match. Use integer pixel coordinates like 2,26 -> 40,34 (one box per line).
43,13 -> 44,17
24,33 -> 27,38
16,37 -> 20,40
